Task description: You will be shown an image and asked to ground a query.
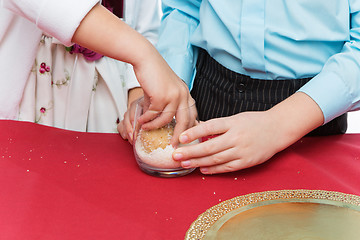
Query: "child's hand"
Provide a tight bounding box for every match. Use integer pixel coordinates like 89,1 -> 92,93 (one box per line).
118,87 -> 144,144
118,90 -> 198,147
132,50 -> 197,147
118,87 -> 144,143
118,98 -> 138,144
172,92 -> 324,174
172,111 -> 282,174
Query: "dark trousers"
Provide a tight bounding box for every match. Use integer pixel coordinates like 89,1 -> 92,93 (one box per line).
190,49 -> 347,136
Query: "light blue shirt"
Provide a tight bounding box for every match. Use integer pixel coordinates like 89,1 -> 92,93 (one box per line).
156,0 -> 360,123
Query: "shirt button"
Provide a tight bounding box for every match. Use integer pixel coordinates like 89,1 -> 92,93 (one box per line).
237,83 -> 246,93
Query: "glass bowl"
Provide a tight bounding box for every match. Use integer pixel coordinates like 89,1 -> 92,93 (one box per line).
133,97 -> 199,177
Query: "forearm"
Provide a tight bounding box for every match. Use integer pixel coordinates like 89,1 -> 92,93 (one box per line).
267,92 -> 324,151
72,4 -> 160,69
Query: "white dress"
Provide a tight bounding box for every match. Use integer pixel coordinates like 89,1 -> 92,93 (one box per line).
18,0 -> 161,133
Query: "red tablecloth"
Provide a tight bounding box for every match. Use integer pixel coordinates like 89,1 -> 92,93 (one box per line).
1,120 -> 360,240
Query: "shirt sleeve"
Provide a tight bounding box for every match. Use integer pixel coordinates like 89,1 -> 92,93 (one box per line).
124,0 -> 162,91
130,0 -> 161,46
156,0 -> 201,88
2,0 -> 99,46
298,1 -> 360,123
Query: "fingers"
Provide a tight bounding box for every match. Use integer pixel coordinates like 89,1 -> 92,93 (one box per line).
171,100 -> 196,147
140,109 -> 175,130
198,151 -> 266,174
178,118 -> 230,144
173,133 -> 232,161
172,118 -> 188,147
118,114 -> 134,143
138,95 -> 198,147
118,100 -> 139,144
171,114 -> 197,147
199,159 -> 254,174
179,147 -> 244,171
137,94 -> 176,129
117,121 -> 126,139
117,112 -> 129,140
176,146 -> 261,174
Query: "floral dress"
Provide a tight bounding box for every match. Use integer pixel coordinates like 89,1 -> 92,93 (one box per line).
18,35 -> 129,133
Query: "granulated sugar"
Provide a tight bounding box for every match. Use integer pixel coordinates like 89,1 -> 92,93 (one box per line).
135,138 -> 181,169
135,136 -> 200,169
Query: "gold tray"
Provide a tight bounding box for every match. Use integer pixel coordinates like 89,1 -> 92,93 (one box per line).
185,189 -> 360,240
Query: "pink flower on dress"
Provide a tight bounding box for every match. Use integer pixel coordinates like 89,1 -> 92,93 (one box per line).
70,44 -> 103,61
40,107 -> 46,113
39,62 -> 50,74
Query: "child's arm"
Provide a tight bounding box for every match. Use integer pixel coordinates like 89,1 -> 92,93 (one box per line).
73,4 -> 195,143
172,92 -> 324,174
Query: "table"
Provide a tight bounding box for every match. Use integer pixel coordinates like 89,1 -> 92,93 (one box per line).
1,120 -> 360,240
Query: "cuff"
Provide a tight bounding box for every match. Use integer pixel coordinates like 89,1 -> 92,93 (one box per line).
162,52 -> 196,88
36,0 -> 99,46
298,72 -> 352,124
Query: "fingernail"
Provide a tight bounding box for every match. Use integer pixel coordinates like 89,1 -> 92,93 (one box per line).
179,134 -> 188,143
128,132 -> 133,141
173,152 -> 183,161
181,160 -> 191,168
201,167 -> 209,174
